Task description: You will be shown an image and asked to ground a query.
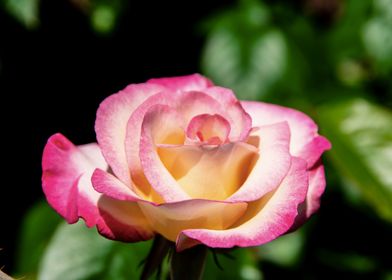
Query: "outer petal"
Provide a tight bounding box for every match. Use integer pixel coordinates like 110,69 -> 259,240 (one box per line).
96,196 -> 154,242
228,122 -> 292,202
296,136 -> 331,168
91,167 -> 248,244
42,133 -> 153,241
95,83 -> 165,185
147,73 -> 213,92
177,157 -> 308,250
42,133 -> 107,226
241,101 -> 331,167
290,161 -> 326,230
139,199 -> 248,242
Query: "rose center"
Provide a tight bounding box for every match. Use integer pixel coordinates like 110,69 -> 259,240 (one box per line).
186,114 -> 230,145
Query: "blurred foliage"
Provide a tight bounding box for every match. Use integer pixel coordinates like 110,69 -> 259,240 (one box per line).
38,221 -> 152,280
15,202 -> 62,279
201,0 -> 288,100
2,0 -> 40,28
3,0 -> 392,278
0,0 -> 125,34
319,98 -> 392,221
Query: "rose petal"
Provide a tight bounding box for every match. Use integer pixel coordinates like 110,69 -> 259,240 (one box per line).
177,157 -> 308,250
42,133 -> 153,241
158,142 -> 258,200
290,161 -> 326,230
139,105 -> 190,202
91,167 -> 248,244
139,199 -> 248,242
147,73 -> 213,92
97,196 -> 154,242
92,168 -> 142,202
125,91 -> 229,199
296,136 -> 331,169
42,133 -> 106,225
186,114 -> 231,144
228,122 -> 292,202
95,83 -> 164,185
203,86 -> 252,141
241,101 -> 331,166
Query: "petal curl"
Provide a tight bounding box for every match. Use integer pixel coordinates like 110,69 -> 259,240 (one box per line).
177,157 -> 308,250
92,168 -> 141,202
95,83 -> 164,185
139,105 -> 190,201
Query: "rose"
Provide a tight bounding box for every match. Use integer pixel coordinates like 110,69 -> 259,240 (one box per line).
42,74 -> 330,251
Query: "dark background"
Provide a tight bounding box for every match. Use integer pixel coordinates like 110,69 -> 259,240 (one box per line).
0,0 -> 232,271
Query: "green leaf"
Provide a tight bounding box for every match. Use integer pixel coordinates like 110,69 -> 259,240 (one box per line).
15,201 -> 62,279
203,248 -> 262,280
4,0 -> 40,28
38,221 -> 152,280
318,98 -> 392,221
201,0 -> 287,100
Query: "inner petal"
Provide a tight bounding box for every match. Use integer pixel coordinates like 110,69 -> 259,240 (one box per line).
158,142 -> 259,200
186,114 -> 231,145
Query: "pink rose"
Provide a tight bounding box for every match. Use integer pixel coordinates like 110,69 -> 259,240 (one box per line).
42,74 -> 331,250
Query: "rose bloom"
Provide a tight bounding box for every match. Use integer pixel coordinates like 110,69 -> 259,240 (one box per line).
42,74 -> 331,251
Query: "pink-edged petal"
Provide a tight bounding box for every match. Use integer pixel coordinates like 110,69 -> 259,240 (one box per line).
228,122 -> 292,202
177,157 -> 308,250
297,136 -> 331,168
158,142 -> 258,200
42,133 -> 107,226
290,162 -> 326,230
92,168 -> 141,202
186,114 -> 231,144
97,196 -> 154,242
138,199 -> 248,242
140,105 -> 190,202
147,73 -> 213,92
42,133 -> 153,242
204,87 -> 252,141
241,101 -> 331,164
306,163 -> 327,215
95,83 -> 164,185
